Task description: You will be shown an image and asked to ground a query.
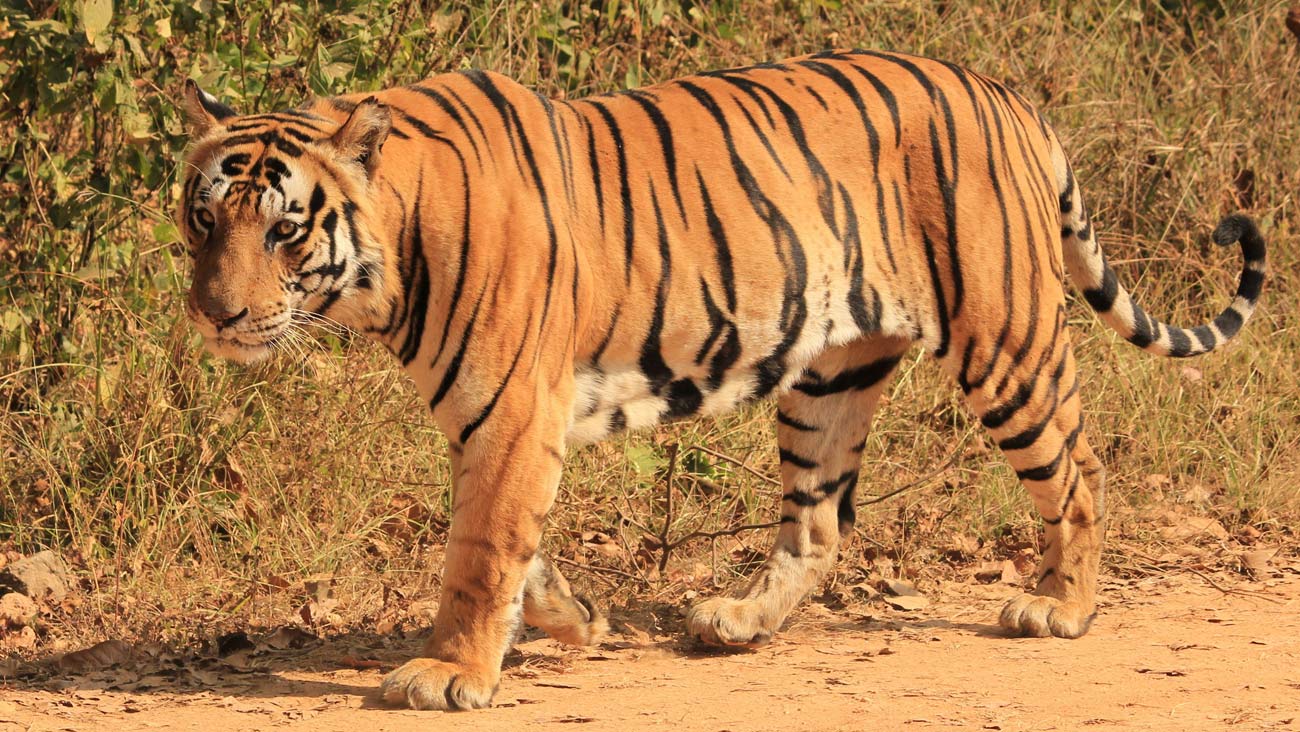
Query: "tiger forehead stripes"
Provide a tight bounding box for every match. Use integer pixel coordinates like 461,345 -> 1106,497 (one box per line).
177,49 -> 1265,711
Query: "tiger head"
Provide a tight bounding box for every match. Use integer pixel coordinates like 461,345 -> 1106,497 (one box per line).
176,81 -> 393,363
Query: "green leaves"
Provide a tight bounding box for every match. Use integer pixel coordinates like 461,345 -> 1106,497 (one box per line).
77,0 -> 113,52
625,444 -> 666,478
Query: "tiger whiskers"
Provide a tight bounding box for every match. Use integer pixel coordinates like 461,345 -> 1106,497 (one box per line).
290,308 -> 355,339
270,322 -> 316,365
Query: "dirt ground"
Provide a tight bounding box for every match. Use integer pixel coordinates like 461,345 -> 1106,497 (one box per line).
2,573 -> 1297,732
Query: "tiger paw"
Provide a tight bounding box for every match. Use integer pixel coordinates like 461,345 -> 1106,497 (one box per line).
686,597 -> 775,648
999,593 -> 1096,639
379,658 -> 498,711
546,596 -> 610,647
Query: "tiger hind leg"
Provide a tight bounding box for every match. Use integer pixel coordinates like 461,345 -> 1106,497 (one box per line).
687,336 -> 910,647
954,314 -> 1106,638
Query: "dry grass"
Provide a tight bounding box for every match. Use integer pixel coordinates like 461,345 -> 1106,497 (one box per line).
1,1 -> 1297,652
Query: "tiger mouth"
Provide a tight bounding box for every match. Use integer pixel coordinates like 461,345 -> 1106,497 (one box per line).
204,331 -> 282,363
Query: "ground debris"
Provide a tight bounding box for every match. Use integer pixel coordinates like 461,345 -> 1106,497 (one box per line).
58,639 -> 133,673
1136,667 -> 1188,677
881,579 -> 931,610
973,561 -> 1021,585
0,592 -> 38,629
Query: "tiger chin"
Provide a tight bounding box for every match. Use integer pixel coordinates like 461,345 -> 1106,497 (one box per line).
176,50 -> 1264,711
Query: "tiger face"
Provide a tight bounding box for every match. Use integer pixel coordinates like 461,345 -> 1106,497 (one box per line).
177,81 -> 391,363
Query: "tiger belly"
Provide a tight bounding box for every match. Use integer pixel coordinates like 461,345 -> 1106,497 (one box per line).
567,364 -> 763,445
565,308 -> 913,445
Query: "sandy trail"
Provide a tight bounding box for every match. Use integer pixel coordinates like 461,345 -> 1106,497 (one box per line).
2,575 -> 1297,732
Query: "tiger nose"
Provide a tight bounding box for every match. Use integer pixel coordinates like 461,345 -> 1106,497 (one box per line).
202,306 -> 250,331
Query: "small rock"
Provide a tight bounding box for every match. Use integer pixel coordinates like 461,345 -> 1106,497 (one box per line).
0,592 -> 38,628
882,579 -> 922,597
880,579 -> 929,610
0,551 -> 73,603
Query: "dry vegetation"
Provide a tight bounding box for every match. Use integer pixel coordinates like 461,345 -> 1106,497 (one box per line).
1,0 -> 1297,660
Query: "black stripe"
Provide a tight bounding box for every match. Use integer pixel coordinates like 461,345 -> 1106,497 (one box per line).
637,185 -> 675,395
407,84 -> 484,166
587,101 -> 635,283
536,93 -> 576,208
462,70 -> 527,179
1165,325 -> 1192,357
1082,264 -> 1119,312
1213,307 -> 1245,339
665,379 -> 703,419
714,73 -> 836,234
469,72 -> 561,336
1238,268 -> 1265,303
696,170 -> 737,312
982,339 -> 1067,430
429,279 -> 490,411
679,80 -> 807,398
778,448 -> 818,469
793,356 -> 900,397
837,473 -> 860,535
590,304 -> 621,366
838,183 -> 882,334
848,64 -> 901,148
626,91 -> 687,224
1016,450 -> 1062,482
695,278 -> 728,364
430,148 -> 472,366
583,115 -> 606,233
920,229 -> 952,357
460,316 -> 532,443
776,410 -> 818,432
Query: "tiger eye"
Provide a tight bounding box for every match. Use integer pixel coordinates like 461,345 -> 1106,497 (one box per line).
273,220 -> 299,238
194,208 -> 215,228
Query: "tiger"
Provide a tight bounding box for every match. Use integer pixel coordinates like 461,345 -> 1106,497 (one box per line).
176,49 -> 1265,711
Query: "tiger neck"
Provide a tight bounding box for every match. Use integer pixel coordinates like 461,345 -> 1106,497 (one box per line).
340,175 -> 408,355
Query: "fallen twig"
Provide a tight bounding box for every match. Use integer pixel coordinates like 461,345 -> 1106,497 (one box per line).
1180,566 -> 1285,604
665,521 -> 782,551
858,429 -> 975,507
554,556 -> 647,587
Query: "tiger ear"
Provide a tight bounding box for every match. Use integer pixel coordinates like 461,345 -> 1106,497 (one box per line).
327,97 -> 391,177
181,79 -> 237,138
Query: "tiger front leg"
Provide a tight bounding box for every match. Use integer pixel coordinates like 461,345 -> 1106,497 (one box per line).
381,409 -> 569,710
